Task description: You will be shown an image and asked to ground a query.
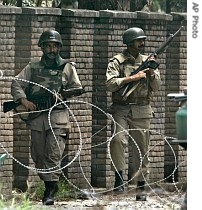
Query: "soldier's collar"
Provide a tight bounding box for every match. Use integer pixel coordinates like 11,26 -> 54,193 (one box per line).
41,55 -> 63,67
123,50 -> 141,63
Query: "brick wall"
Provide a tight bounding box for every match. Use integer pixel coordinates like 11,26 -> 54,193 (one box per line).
0,7 -> 187,195
0,8 -> 17,196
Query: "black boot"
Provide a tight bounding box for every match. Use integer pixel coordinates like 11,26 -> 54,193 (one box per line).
136,181 -> 147,201
42,181 -> 59,205
113,171 -> 124,193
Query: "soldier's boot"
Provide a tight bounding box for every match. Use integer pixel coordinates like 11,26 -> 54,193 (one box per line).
113,171 -> 124,193
136,181 -> 147,201
42,181 -> 59,205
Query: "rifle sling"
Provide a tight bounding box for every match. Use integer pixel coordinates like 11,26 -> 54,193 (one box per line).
122,81 -> 140,101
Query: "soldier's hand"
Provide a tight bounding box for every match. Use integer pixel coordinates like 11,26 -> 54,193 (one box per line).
20,98 -> 36,111
144,68 -> 155,76
148,55 -> 156,61
131,71 -> 146,81
123,71 -> 146,85
146,55 -> 157,76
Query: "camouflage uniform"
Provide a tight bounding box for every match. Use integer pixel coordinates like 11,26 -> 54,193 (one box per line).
106,49 -> 161,183
11,54 -> 82,182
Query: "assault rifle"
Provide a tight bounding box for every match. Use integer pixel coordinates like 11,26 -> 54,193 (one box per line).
3,87 -> 86,113
119,26 -> 184,99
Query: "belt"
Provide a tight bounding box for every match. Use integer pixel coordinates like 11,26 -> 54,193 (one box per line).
113,101 -> 149,106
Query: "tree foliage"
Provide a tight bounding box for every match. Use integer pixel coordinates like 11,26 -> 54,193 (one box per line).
0,0 -> 187,13
151,0 -> 187,13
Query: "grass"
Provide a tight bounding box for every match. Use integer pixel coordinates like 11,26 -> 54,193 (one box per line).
0,178 -> 79,210
0,193 -> 36,210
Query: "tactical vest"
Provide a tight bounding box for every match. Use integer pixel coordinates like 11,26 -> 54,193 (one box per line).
26,62 -> 67,98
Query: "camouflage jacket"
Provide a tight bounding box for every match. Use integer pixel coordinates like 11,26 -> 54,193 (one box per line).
11,55 -> 82,131
11,55 -> 82,101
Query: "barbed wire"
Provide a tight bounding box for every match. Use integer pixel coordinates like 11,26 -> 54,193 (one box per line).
0,69 -> 186,207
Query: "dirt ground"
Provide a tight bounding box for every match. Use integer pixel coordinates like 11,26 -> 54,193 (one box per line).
32,184 -> 187,210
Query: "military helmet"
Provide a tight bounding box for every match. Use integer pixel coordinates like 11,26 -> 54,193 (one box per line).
38,30 -> 63,47
123,27 -> 146,44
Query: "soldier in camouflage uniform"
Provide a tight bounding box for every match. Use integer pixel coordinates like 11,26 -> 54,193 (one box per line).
11,30 -> 83,205
106,27 -> 161,201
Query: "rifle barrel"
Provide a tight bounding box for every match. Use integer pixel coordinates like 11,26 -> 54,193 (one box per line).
119,25 -> 184,100
173,26 -> 184,36
155,26 -> 184,56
